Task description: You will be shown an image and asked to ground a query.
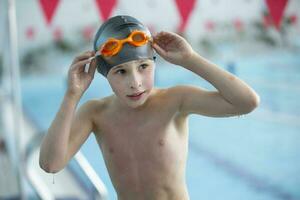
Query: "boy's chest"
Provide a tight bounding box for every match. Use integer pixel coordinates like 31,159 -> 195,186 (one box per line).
98,109 -> 178,145
92,105 -> 189,187
93,108 -> 187,162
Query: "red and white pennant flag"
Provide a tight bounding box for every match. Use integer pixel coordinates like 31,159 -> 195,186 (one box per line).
95,0 -> 118,21
265,0 -> 289,30
38,0 -> 60,26
174,0 -> 197,33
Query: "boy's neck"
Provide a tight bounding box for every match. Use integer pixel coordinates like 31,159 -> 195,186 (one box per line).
112,88 -> 157,113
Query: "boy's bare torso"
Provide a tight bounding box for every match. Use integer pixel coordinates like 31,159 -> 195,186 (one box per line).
90,88 -> 190,200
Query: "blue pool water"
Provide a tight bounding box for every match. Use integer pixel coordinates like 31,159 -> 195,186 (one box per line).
21,48 -> 300,200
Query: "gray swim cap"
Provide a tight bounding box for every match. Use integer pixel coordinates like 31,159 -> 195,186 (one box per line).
93,15 -> 155,77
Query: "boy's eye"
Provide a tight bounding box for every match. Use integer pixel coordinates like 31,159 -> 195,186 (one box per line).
116,69 -> 126,74
139,63 -> 149,69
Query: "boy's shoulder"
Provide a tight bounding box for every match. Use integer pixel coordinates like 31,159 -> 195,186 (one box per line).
80,95 -> 114,113
150,86 -> 190,108
80,85 -> 190,114
153,85 -> 203,111
155,85 -> 191,99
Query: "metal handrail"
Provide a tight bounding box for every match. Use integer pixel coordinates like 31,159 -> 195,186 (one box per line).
23,132 -> 108,200
23,133 -> 53,200
74,152 -> 108,199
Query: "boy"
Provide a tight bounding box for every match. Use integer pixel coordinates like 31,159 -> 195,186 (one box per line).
39,15 -> 260,200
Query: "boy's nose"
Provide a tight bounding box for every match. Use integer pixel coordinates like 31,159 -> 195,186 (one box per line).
130,84 -> 141,89
129,72 -> 142,89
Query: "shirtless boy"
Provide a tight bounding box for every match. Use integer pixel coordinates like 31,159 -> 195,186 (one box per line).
39,15 -> 260,200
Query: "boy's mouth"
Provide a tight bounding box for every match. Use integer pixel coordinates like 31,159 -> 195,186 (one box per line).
127,91 -> 146,100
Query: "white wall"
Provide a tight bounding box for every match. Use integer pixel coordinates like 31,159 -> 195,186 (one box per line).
1,0 -> 299,55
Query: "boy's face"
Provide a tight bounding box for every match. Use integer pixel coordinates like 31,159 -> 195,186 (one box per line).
107,58 -> 155,109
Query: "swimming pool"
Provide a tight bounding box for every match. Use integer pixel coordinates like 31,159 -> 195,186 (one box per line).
21,47 -> 300,200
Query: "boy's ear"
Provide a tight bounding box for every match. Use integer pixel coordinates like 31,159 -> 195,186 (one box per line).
95,56 -> 104,74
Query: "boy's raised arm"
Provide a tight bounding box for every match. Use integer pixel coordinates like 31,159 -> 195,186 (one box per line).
39,51 -> 97,173
152,31 -> 260,117
174,52 -> 260,117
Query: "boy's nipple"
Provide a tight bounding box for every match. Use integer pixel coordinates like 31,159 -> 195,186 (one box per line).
158,139 -> 165,146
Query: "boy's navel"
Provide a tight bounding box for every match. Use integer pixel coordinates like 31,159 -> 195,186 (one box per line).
229,75 -> 235,81
109,147 -> 115,153
158,139 -> 165,146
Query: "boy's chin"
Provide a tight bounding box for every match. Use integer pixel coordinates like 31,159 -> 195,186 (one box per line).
117,89 -> 153,109
125,94 -> 150,109
126,98 -> 147,109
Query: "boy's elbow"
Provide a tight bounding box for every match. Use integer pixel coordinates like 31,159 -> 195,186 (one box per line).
250,93 -> 260,110
39,156 -> 63,174
241,94 -> 260,114
39,162 -> 62,174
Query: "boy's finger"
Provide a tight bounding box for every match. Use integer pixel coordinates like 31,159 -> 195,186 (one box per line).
153,32 -> 163,41
71,59 -> 91,72
88,58 -> 97,77
72,51 -> 94,64
154,33 -> 170,46
155,31 -> 168,40
152,43 -> 167,58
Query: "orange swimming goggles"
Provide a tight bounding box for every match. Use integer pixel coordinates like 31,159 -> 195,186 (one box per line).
99,30 -> 151,57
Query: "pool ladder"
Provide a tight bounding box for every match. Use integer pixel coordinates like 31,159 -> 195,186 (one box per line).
24,132 -> 108,200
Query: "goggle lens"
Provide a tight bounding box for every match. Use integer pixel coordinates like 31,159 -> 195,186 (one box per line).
99,30 -> 150,57
132,32 -> 146,43
103,41 -> 118,51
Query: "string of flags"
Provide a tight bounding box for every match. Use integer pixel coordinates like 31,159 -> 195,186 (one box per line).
25,0 -> 296,40
265,0 -> 288,30
174,0 -> 197,33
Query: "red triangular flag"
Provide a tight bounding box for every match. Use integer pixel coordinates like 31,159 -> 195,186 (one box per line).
204,20 -> 215,31
95,0 -> 117,21
39,0 -> 60,26
265,0 -> 289,30
82,26 -> 95,41
289,14 -> 297,25
26,26 -> 35,40
53,27 -> 63,41
233,18 -> 244,32
174,0 -> 196,32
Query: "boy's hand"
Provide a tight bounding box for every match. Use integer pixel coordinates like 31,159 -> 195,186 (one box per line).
67,51 -> 97,99
152,31 -> 195,66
